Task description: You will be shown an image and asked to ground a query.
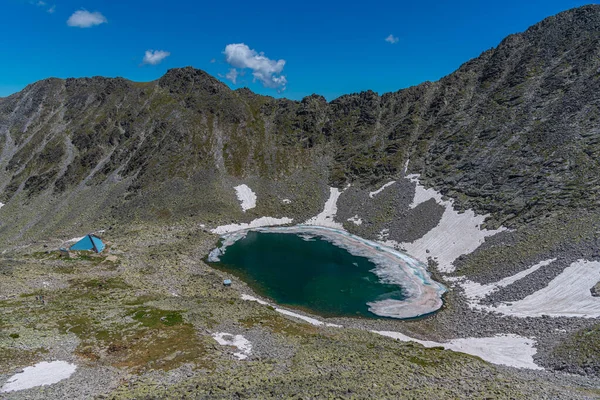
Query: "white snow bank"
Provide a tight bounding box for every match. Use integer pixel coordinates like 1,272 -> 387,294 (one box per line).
372,331 -> 541,370
211,217 -> 293,235
212,332 -> 252,360
282,199 -> 292,204
484,260 -> 600,318
451,259 -> 600,318
304,187 -> 345,229
234,184 -> 257,212
241,294 -> 269,305
241,294 -> 342,327
215,185 -> 344,234
1,361 -> 77,393
347,215 -> 363,226
369,181 -> 396,198
0,202 -> 4,209
399,175 -> 505,273
274,308 -> 342,328
65,236 -> 85,244
448,259 -> 556,302
377,229 -> 390,241
407,174 -> 444,209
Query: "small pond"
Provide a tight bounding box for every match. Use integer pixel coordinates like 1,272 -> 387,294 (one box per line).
210,230 -> 406,318
207,227 -> 446,319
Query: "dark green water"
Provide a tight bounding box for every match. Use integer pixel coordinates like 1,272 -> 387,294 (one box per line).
211,231 -> 405,318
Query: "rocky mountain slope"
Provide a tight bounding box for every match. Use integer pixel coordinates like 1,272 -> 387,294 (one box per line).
1,5 -> 600,243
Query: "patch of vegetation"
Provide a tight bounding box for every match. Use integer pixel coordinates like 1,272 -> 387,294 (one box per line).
57,314 -> 97,337
69,253 -> 107,264
109,323 -> 211,372
131,308 -> 184,328
0,348 -> 46,374
55,303 -> 210,373
239,312 -> 318,337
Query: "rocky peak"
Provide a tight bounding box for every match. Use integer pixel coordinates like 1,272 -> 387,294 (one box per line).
158,66 -> 230,95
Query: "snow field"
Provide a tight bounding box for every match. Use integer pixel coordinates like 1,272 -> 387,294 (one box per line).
1,361 -> 77,393
212,333 -> 253,360
234,184 -> 257,212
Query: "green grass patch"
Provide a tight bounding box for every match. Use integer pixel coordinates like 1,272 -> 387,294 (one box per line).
131,308 -> 184,328
240,312 -> 318,337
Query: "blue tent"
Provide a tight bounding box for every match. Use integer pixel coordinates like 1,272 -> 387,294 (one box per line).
70,234 -> 106,253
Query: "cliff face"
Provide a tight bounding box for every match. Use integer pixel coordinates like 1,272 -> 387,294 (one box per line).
1,6 -> 600,241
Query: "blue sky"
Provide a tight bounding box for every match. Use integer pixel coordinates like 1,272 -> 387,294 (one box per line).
1,0 -> 596,100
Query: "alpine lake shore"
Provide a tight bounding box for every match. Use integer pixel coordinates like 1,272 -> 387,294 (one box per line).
1,206 -> 600,398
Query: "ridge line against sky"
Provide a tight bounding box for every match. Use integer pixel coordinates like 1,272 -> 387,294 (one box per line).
1,0 -> 597,100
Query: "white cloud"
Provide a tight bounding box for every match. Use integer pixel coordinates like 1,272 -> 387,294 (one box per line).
142,50 -> 170,65
223,43 -> 287,90
385,34 -> 399,44
32,1 -> 54,13
226,68 -> 238,84
67,10 -> 107,28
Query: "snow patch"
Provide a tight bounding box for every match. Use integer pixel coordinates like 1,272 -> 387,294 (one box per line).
234,184 -> 257,212
407,174 -> 445,209
240,294 -> 342,327
0,202 -> 4,209
65,236 -> 85,244
347,215 -> 363,226
399,174 -> 505,273
1,361 -> 77,393
212,332 -> 252,360
298,234 -> 316,241
282,198 -> 292,204
448,259 -> 557,302
369,181 -> 396,198
304,187 -> 345,229
211,217 -> 293,235
482,260 -> 600,318
241,294 -> 269,305
377,229 -> 389,241
274,308 -> 342,328
372,331 -> 541,370
451,259 -> 600,318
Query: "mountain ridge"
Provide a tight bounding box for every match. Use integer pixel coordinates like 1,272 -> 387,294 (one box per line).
1,4 -> 600,243
7,5 -> 600,104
